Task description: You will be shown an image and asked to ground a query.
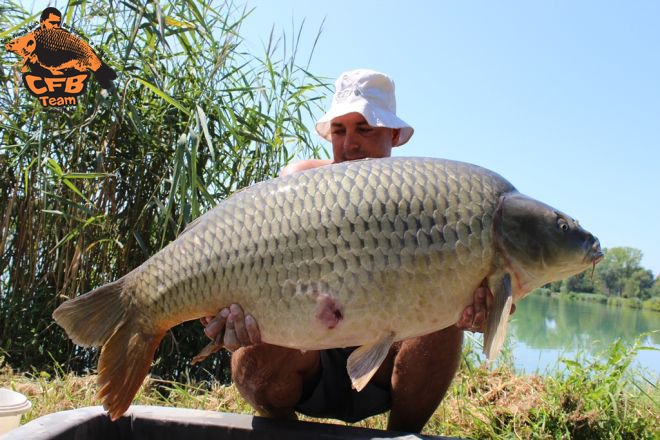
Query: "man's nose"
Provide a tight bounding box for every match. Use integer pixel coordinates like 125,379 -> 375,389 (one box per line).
343,131 -> 359,150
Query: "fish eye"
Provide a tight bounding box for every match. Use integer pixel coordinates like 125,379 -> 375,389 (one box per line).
558,218 -> 569,231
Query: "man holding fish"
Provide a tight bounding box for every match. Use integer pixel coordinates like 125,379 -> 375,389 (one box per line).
53,68 -> 601,426
201,69 -> 504,432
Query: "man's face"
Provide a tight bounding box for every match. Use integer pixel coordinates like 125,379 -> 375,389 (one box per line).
330,112 -> 399,163
41,13 -> 61,29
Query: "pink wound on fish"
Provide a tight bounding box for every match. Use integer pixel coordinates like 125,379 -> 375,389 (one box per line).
315,293 -> 343,329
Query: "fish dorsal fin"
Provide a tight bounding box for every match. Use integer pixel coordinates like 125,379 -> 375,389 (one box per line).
484,272 -> 513,361
347,331 -> 395,391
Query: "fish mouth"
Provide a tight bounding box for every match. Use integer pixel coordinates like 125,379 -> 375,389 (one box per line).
590,252 -> 604,271
593,251 -> 604,264
584,240 -> 604,265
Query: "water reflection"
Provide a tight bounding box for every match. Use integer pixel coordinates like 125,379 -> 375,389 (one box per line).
506,294 -> 659,374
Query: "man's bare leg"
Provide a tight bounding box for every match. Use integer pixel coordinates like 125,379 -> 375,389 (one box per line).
233,328 -> 462,431
231,344 -> 320,419
372,326 -> 463,432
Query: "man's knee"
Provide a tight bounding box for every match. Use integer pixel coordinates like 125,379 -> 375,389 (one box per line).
230,345 -> 262,391
230,344 -> 319,413
231,345 -> 289,394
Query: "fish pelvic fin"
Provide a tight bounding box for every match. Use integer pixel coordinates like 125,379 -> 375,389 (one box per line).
484,272 -> 513,361
98,323 -> 165,420
347,331 -> 395,391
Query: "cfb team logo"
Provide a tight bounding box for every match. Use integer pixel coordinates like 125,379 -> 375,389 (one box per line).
4,7 -> 117,107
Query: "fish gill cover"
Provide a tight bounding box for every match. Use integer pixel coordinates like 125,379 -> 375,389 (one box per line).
4,7 -> 117,107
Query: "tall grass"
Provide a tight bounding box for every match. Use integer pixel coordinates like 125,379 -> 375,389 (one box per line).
0,0 -> 328,380
439,338 -> 659,439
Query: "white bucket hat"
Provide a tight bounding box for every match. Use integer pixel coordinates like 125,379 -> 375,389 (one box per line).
315,69 -> 414,147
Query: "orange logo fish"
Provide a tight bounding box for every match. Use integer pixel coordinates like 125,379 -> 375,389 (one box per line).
5,7 -> 116,107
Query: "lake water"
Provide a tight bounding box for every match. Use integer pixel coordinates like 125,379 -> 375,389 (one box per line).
471,294 -> 659,377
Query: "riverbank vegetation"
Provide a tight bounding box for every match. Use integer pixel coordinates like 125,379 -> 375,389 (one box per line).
534,288 -> 660,312
2,339 -> 657,439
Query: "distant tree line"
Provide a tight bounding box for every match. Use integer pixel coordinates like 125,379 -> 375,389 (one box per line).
545,247 -> 659,300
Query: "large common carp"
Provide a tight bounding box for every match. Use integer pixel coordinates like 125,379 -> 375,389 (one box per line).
53,157 -> 602,420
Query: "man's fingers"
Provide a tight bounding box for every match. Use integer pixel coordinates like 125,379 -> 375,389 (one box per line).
245,314 -> 261,344
455,305 -> 474,329
473,288 -> 487,327
455,284 -> 501,333
204,308 -> 229,340
469,287 -> 489,332
203,303 -> 260,352
473,287 -> 486,316
223,318 -> 239,352
230,304 -> 250,345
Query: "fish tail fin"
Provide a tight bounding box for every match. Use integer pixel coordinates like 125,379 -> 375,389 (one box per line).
52,277 -> 127,347
98,322 -> 165,420
93,61 -> 117,89
52,276 -> 165,420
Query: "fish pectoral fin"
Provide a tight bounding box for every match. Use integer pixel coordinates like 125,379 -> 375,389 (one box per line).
484,272 -> 513,361
347,332 -> 395,392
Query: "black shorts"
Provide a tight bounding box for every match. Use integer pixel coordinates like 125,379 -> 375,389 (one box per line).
294,347 -> 391,423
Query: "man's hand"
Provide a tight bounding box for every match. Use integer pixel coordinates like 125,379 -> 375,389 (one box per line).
201,304 -> 261,352
455,282 -> 515,333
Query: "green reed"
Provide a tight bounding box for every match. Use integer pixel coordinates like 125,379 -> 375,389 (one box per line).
0,0 -> 328,380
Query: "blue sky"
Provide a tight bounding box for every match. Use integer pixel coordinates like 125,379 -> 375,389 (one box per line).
240,1 -> 660,275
